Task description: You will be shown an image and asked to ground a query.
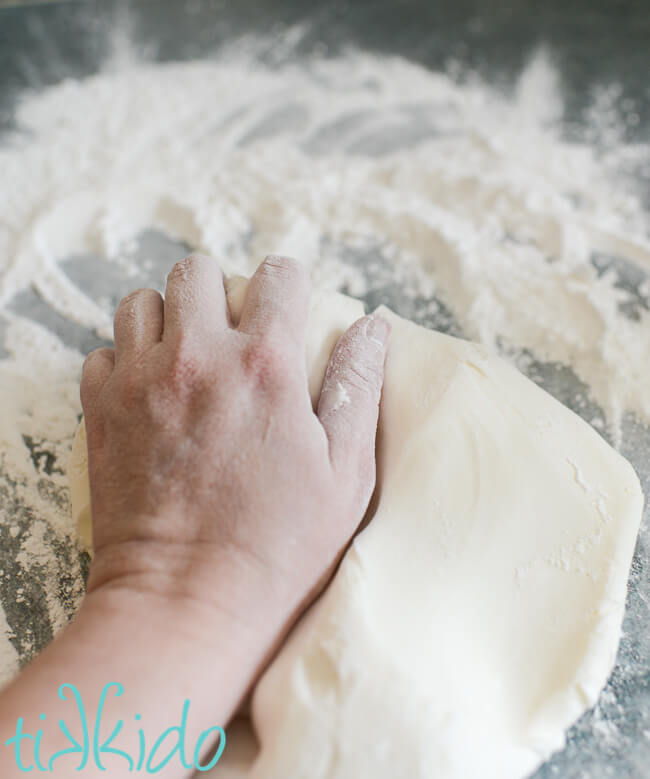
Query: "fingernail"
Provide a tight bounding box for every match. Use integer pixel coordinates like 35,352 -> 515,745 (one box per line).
366,314 -> 390,347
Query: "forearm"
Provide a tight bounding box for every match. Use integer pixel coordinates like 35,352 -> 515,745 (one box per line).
0,587 -> 261,778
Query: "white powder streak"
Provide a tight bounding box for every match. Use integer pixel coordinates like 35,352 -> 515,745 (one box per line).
0,45 -> 647,428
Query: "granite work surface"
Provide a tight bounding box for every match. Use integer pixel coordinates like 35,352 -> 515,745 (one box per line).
0,1 -> 648,777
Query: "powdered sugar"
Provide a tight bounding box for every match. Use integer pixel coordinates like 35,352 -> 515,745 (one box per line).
0,31 -> 648,720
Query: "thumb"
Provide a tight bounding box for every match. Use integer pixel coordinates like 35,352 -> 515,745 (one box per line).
317,314 -> 390,495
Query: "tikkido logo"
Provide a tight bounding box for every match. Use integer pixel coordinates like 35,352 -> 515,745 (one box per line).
4,683 -> 226,773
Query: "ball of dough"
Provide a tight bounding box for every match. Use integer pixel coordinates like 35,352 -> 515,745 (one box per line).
68,284 -> 644,779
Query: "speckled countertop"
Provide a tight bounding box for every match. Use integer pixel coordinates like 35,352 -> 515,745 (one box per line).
0,1 -> 648,777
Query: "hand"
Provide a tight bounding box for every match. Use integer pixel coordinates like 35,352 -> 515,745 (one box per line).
0,254 -> 388,779
81,254 -> 389,665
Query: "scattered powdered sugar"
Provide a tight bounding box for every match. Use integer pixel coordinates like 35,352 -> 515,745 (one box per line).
0,32 -> 648,758
1,39 -> 648,430
0,317 -> 88,677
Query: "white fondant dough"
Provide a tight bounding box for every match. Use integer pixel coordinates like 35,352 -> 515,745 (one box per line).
68,287 -> 644,779
69,420 -> 93,549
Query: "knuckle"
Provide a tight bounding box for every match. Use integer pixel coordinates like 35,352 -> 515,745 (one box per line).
98,375 -> 140,421
349,360 -> 382,394
166,338 -> 207,393
168,256 -> 195,283
112,370 -> 144,411
261,254 -> 304,283
168,253 -> 214,282
116,287 -> 150,313
82,346 -> 113,374
240,337 -> 290,392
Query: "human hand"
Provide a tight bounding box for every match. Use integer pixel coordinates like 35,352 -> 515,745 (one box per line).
0,254 -> 388,778
80,254 -> 389,665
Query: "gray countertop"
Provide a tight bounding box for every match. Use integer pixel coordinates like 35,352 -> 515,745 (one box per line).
0,1 -> 648,777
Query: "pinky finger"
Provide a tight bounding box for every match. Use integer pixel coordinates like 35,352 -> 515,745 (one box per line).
80,347 -> 115,449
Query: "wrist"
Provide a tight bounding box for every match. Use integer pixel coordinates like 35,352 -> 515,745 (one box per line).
1,581 -> 248,778
84,535 -> 292,674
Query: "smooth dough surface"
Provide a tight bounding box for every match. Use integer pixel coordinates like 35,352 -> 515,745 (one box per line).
69,282 -> 644,779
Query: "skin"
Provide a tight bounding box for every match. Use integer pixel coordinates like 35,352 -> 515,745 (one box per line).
0,254 -> 389,778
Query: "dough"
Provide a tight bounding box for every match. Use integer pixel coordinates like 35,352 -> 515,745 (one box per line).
68,284 -> 644,779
